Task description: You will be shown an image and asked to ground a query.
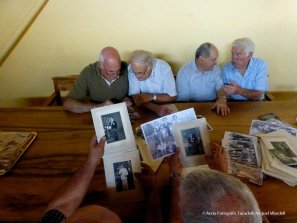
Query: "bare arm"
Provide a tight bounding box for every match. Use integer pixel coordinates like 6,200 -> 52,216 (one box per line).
63,97 -> 113,113
135,163 -> 163,223
165,149 -> 183,223
132,93 -> 176,106
44,136 -> 106,217
141,102 -> 173,116
223,83 -> 263,100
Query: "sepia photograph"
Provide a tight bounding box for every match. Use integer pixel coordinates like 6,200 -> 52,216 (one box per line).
270,141 -> 297,165
141,108 -> 197,160
173,118 -> 210,167
91,102 -> 136,156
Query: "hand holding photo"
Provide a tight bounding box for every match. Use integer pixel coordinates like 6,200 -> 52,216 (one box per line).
91,102 -> 136,156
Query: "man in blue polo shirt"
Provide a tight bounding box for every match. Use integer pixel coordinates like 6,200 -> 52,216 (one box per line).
222,38 -> 269,101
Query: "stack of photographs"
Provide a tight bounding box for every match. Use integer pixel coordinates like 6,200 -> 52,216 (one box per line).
91,103 -> 144,205
258,130 -> 297,186
249,120 -> 297,137
222,132 -> 263,185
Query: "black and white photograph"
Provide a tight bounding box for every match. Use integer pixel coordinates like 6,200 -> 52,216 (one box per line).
91,102 -> 136,156
113,160 -> 135,192
270,141 -> 297,165
249,120 -> 297,137
141,108 -> 197,160
181,127 -> 204,156
173,118 -> 210,167
103,149 -> 144,205
101,112 -> 126,144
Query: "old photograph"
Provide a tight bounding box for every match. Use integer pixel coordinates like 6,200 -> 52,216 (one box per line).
103,149 -> 144,205
101,112 -> 126,144
91,102 -> 136,156
270,141 -> 297,165
173,118 -> 210,167
249,120 -> 297,136
141,108 -> 197,160
113,160 -> 135,192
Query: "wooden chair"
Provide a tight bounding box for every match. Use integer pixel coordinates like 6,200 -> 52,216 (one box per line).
44,75 -> 78,106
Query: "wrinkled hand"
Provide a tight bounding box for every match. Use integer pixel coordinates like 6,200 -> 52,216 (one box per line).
164,148 -> 182,176
123,97 -> 133,107
132,94 -> 153,106
205,142 -> 228,173
223,81 -> 242,95
155,105 -> 172,117
88,135 -> 106,165
212,100 -> 230,116
134,162 -> 158,192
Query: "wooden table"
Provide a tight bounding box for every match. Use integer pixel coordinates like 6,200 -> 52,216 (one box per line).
0,101 -> 296,223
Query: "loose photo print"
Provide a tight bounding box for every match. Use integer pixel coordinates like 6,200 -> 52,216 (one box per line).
173,118 -> 210,167
91,102 -> 136,156
103,149 -> 144,206
141,108 -> 197,160
269,141 -> 297,166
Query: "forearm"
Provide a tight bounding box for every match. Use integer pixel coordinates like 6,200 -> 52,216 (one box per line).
238,89 -> 263,100
45,158 -> 98,217
64,97 -> 100,113
154,94 -> 176,103
145,190 -> 163,223
169,175 -> 182,223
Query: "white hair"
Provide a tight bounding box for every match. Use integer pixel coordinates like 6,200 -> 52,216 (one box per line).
180,169 -> 262,223
130,50 -> 155,65
232,38 -> 255,54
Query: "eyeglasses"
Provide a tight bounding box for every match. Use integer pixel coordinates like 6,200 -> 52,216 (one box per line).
134,64 -> 151,78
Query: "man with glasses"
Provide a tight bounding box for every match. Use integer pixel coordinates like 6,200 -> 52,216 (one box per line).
222,38 -> 269,101
128,50 -> 177,116
64,47 -> 131,113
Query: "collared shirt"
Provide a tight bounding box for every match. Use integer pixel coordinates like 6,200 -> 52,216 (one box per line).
100,74 -> 119,86
128,59 -> 177,97
176,60 -> 223,101
222,57 -> 268,100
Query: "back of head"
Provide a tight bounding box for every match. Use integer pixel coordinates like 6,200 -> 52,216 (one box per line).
130,50 -> 155,65
195,42 -> 214,59
180,169 -> 262,223
232,38 -> 255,54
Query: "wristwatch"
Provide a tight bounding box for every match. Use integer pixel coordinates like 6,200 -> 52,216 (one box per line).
152,94 -> 157,102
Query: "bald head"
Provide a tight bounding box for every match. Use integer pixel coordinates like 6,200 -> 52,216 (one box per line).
98,47 -> 121,81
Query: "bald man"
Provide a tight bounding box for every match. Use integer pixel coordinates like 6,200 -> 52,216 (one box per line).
64,47 -> 131,113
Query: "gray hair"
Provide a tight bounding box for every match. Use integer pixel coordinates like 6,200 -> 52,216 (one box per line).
130,50 -> 155,65
195,42 -> 214,59
180,169 -> 262,223
232,38 -> 255,54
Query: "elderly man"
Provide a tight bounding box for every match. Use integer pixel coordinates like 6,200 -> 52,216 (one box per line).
166,145 -> 269,223
222,38 -> 269,101
128,50 -> 177,116
64,47 -> 131,113
176,43 -> 230,116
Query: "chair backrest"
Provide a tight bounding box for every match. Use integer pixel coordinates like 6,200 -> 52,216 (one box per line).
44,75 -> 78,106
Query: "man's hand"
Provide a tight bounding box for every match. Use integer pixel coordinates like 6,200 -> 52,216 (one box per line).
88,135 -> 106,165
223,81 -> 242,95
164,148 -> 182,176
212,100 -> 230,116
122,97 -> 133,107
155,105 -> 172,116
132,94 -> 153,106
100,100 -> 113,107
205,142 -> 228,173
134,163 -> 158,192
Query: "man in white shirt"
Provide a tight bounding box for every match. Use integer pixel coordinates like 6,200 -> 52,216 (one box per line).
128,50 -> 177,116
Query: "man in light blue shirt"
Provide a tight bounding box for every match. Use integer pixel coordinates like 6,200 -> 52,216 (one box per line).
222,38 -> 268,101
176,43 -> 230,116
128,50 -> 177,116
